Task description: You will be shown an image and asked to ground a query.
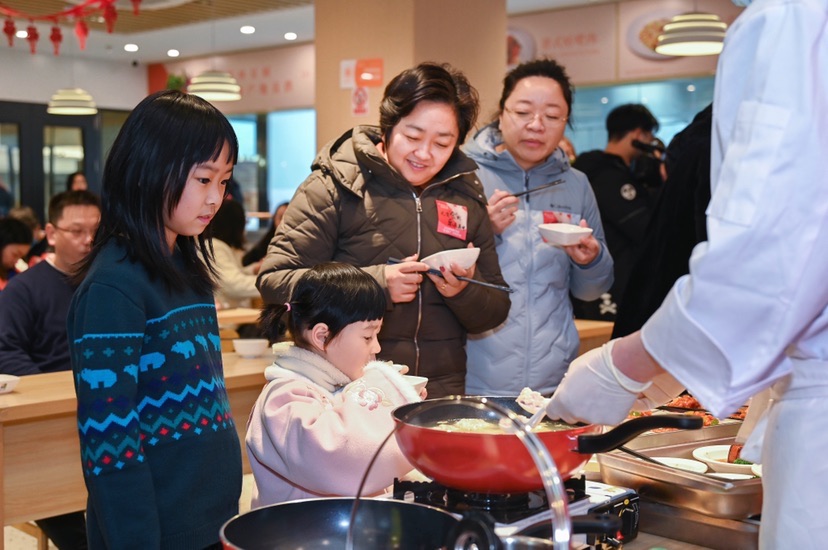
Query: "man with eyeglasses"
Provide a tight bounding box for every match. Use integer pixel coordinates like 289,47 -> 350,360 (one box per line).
572,103 -> 660,322
0,189 -> 99,549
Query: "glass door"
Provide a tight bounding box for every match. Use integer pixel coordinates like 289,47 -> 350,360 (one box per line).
0,123 -> 20,216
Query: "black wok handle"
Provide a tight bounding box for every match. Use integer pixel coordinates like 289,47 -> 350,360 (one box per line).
576,414 -> 703,454
515,513 -> 622,538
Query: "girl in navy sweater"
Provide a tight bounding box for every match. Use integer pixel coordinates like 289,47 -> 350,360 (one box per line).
68,90 -> 242,549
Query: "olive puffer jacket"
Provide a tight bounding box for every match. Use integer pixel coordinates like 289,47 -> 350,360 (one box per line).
257,126 -> 511,398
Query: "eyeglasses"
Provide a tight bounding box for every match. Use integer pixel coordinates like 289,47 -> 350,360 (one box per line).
503,107 -> 568,128
55,226 -> 97,239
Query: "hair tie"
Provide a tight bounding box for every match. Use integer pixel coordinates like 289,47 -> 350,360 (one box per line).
284,302 -> 291,312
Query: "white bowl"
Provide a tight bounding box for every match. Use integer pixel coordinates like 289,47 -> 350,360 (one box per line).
232,339 -> 270,358
692,445 -> 756,475
751,464 -> 763,478
651,456 -> 708,474
402,375 -> 428,393
421,248 -> 480,271
0,374 -> 20,394
538,223 -> 593,246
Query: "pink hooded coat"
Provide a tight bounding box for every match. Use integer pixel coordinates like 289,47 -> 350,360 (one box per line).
245,342 -> 421,508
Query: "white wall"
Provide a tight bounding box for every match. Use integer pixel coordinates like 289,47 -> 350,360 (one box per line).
0,47 -> 147,110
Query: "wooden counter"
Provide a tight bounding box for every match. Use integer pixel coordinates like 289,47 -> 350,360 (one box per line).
574,319 -> 614,355
0,354 -> 269,546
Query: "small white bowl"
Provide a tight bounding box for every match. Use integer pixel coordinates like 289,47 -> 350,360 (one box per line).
232,339 -> 270,358
0,374 -> 20,394
538,223 -> 593,246
692,445 -> 756,475
402,375 -> 428,393
651,456 -> 708,474
421,248 -> 480,271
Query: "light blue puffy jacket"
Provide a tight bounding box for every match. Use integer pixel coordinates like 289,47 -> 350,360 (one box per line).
464,124 -> 614,395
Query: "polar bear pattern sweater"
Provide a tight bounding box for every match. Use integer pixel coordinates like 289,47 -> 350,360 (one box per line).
68,241 -> 242,550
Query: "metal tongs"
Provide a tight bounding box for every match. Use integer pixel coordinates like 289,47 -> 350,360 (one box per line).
511,178 -> 565,198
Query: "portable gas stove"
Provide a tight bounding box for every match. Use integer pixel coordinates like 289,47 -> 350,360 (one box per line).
392,475 -> 639,548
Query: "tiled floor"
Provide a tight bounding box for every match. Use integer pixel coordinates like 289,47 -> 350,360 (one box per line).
4,474 -> 255,549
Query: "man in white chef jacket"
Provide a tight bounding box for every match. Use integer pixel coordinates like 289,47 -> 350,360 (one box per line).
545,0 -> 828,546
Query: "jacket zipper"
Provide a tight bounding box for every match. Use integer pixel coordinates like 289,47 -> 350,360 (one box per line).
523,171 -> 533,389
413,192 -> 423,375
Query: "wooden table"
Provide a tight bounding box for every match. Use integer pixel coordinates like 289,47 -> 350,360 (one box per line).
0,354 -> 269,547
574,319 -> 614,355
216,307 -> 262,326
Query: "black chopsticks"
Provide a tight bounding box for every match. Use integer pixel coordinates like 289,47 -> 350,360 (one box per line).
387,258 -> 516,293
511,178 -> 565,198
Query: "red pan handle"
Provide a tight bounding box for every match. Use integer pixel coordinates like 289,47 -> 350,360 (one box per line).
576,414 -> 703,454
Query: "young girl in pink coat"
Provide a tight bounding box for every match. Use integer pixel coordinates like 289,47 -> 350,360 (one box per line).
245,262 -> 425,508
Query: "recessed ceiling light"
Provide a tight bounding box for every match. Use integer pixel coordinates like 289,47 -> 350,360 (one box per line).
240,25 -> 255,35
600,97 -> 609,104
15,30 -> 27,39
284,32 -> 297,41
124,43 -> 139,52
167,49 -> 180,58
686,84 -> 696,92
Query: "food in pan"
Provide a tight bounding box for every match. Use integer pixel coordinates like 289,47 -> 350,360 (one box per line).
665,394 -> 703,409
431,417 -> 573,434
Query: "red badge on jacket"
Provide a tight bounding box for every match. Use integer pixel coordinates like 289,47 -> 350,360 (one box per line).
435,200 -> 468,240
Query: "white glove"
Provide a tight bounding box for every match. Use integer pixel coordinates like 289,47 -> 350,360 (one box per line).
546,340 -> 652,426
632,372 -> 685,411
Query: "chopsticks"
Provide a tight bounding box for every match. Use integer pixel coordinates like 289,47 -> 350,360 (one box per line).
387,258 -> 516,293
511,178 -> 565,198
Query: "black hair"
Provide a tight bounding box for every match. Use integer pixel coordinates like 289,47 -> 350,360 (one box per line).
379,62 -> 479,146
606,104 -> 659,142
259,262 -> 386,349
0,217 -> 32,278
74,90 -> 239,294
211,198 -> 247,250
242,201 -> 289,267
497,58 -> 575,128
48,190 -> 100,224
66,171 -> 87,191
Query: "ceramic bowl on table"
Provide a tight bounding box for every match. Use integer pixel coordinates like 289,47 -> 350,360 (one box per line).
420,248 -> 480,271
0,374 -> 20,394
232,339 -> 270,358
538,223 -> 593,246
692,445 -> 757,475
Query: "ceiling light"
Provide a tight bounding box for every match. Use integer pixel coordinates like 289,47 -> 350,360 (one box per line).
15,30 -> 27,39
124,43 -> 139,52
655,12 -> 727,56
240,25 -> 255,35
284,32 -> 297,41
47,88 -> 98,115
187,70 -> 241,101
167,49 -> 180,57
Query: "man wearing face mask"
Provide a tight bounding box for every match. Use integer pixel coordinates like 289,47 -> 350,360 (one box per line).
572,104 -> 660,321
547,0 -> 828,545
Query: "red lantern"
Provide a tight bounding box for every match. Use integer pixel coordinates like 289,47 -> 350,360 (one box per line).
103,3 -> 117,33
50,25 -> 62,56
3,19 -> 15,47
74,19 -> 89,50
25,24 -> 38,54
131,0 -> 142,16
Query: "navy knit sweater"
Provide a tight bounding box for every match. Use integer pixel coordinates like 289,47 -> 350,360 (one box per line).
67,241 -> 242,549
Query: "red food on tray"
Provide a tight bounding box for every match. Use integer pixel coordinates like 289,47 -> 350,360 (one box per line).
664,394 -> 703,410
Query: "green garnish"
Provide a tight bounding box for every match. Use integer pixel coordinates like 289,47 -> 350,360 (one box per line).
733,458 -> 753,465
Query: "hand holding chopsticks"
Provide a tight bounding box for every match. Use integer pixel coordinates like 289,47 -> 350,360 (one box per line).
386,257 -> 515,294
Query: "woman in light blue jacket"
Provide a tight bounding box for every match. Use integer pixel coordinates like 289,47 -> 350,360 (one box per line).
464,59 -> 613,396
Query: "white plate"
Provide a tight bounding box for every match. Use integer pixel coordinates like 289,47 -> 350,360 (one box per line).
626,11 -> 680,60
751,464 -> 763,478
692,445 -> 756,475
421,248 -> 480,271
0,374 -> 20,394
538,223 -> 593,247
708,472 -> 755,481
651,456 -> 708,474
